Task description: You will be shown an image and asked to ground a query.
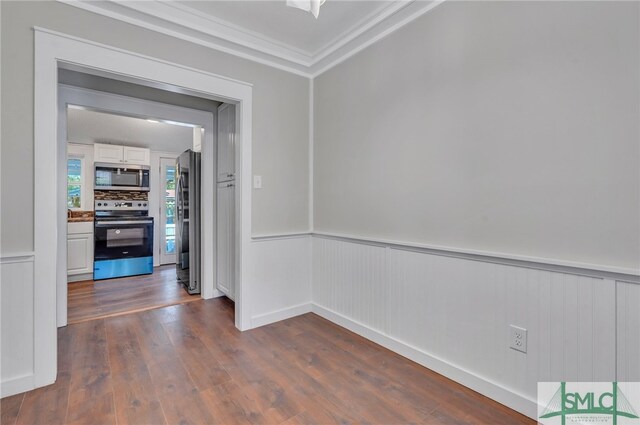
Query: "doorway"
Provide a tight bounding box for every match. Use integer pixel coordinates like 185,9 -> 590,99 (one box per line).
64,101 -> 209,323
34,29 -> 252,389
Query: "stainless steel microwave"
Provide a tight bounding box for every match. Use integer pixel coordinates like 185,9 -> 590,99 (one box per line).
95,163 -> 150,191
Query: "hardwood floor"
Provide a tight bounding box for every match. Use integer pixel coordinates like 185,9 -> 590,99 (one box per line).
67,264 -> 198,324
2,297 -> 534,425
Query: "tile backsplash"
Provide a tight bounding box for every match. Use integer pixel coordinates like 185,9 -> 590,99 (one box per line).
94,190 -> 148,201
68,210 -> 94,219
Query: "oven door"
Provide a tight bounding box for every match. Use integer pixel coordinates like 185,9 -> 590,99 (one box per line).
94,219 -> 154,260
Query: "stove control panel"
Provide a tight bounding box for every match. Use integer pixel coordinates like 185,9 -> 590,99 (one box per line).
95,200 -> 148,211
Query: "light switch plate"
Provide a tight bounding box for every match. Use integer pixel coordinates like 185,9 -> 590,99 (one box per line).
253,175 -> 262,189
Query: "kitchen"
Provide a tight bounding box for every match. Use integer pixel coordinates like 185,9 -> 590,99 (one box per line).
63,70 -> 236,323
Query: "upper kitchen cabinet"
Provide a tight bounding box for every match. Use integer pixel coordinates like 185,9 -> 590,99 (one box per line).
123,146 -> 151,165
94,143 -> 123,163
217,104 -> 236,182
94,142 -> 150,166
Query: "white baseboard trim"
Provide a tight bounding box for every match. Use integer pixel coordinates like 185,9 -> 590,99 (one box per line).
67,272 -> 93,283
211,289 -> 226,298
251,302 -> 312,329
311,303 -> 538,420
1,374 -> 35,398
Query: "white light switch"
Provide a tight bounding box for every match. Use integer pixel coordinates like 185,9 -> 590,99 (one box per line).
253,175 -> 262,189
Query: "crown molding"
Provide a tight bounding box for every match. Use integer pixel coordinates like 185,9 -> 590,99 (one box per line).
57,0 -> 444,78
309,0 -> 444,77
117,0 -> 315,65
57,0 -> 314,77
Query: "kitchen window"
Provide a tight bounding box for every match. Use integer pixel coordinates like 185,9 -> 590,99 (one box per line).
67,156 -> 84,209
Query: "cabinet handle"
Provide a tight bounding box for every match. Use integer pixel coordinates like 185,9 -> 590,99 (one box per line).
226,183 -> 234,187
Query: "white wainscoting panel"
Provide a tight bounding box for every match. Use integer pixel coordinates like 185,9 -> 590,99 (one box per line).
617,280 -> 640,381
1,254 -> 36,397
313,238 -> 387,333
312,236 -> 620,419
249,235 -> 312,328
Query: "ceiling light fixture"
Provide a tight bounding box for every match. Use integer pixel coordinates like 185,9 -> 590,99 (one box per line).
286,0 -> 326,19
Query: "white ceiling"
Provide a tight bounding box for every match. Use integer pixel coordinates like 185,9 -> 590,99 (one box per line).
60,0 -> 442,76
67,107 -> 194,153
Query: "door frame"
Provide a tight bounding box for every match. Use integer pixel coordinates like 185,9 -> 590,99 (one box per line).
35,27 -> 253,388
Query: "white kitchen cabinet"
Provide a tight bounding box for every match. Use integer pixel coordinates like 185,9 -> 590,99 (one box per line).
93,142 -> 150,165
216,181 -> 235,300
193,127 -> 202,153
94,143 -> 124,164
217,104 -> 235,182
123,146 -> 151,165
67,222 -> 94,277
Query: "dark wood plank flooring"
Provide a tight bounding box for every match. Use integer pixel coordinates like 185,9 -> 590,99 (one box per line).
3,298 -> 534,424
67,264 -> 198,324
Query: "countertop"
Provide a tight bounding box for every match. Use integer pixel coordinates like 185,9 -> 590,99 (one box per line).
68,217 -> 94,223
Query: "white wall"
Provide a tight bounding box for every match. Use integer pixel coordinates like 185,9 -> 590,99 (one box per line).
313,1 -> 640,271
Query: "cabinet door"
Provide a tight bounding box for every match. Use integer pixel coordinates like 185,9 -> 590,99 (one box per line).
217,104 -> 235,182
94,143 -> 124,163
123,146 -> 151,165
193,127 -> 202,153
67,233 -> 94,275
216,181 -> 235,300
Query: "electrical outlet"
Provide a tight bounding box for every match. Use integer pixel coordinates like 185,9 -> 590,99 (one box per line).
509,325 -> 527,353
253,175 -> 262,189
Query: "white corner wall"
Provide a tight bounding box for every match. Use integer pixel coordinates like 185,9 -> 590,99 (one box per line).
309,2 -> 640,420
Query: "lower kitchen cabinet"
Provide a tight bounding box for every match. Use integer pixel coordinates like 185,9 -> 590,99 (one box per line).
67,222 -> 94,278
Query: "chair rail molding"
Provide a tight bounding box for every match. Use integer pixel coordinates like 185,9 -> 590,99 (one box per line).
311,232 -> 640,281
0,252 -> 36,264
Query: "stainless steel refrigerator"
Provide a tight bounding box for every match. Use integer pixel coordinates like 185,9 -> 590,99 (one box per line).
176,150 -> 201,294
